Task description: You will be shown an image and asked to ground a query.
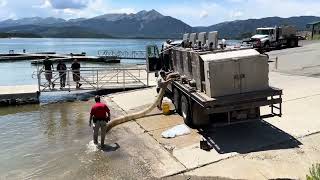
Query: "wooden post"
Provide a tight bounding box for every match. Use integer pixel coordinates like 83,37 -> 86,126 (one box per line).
275,56 -> 278,70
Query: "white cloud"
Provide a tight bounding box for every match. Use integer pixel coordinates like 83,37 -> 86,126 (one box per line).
1,0 -> 320,26
49,0 -> 89,9
229,10 -> 243,18
32,0 -> 136,19
159,0 -> 320,26
0,0 -> 7,7
33,0 -> 51,8
200,10 -> 209,19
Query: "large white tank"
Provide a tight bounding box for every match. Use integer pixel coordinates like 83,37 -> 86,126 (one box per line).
207,31 -> 218,50
197,32 -> 207,47
183,33 -> 189,43
201,49 -> 269,97
189,33 -> 198,46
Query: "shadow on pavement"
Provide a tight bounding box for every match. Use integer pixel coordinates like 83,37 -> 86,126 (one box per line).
100,143 -> 120,152
199,120 -> 301,154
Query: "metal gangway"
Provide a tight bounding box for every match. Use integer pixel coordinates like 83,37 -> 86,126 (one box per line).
34,66 -> 150,92
98,50 -> 146,60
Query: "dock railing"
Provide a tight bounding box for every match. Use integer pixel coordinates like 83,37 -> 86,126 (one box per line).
35,66 -> 149,92
97,50 -> 146,60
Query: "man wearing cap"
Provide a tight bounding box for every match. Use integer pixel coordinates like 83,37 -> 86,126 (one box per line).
89,95 -> 111,148
43,56 -> 55,89
56,60 -> 67,89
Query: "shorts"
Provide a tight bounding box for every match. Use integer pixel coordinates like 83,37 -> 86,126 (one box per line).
73,72 -> 80,82
45,71 -> 52,80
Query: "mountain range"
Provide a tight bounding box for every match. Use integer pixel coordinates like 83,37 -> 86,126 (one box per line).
0,10 -> 319,39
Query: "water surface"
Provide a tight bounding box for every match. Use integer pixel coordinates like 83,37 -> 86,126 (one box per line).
0,38 -> 163,86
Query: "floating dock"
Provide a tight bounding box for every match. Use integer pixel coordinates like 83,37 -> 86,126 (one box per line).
0,52 -> 121,64
0,85 -> 39,106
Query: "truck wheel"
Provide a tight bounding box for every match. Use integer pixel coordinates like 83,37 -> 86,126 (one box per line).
289,39 -> 295,48
173,87 -> 181,114
181,95 -> 194,127
264,42 -> 270,51
294,39 -> 299,47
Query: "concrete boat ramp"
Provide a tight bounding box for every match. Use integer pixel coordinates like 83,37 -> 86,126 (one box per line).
103,71 -> 320,179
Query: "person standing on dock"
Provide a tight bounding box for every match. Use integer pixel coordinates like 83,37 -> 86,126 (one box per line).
71,59 -> 82,89
43,57 -> 55,89
57,60 -> 67,89
89,95 -> 111,148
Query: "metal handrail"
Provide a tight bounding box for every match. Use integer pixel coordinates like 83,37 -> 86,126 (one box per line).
97,50 -> 146,59
36,66 -> 149,92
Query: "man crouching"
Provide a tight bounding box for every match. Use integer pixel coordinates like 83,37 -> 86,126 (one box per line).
89,95 -> 111,148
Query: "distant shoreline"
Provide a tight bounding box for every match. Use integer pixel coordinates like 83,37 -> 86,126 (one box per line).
0,32 -> 175,40
0,36 -> 171,40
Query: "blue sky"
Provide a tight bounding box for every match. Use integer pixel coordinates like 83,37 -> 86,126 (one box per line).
0,0 -> 320,26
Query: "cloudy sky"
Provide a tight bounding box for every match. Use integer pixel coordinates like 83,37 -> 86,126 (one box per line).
0,0 -> 319,26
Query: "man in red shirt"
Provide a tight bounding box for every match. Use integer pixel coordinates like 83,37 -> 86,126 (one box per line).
89,95 -> 111,147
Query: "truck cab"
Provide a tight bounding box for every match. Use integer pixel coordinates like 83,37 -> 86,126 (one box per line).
251,27 -> 277,49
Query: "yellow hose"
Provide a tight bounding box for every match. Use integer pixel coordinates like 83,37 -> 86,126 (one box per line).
105,73 -> 180,133
105,88 -> 166,133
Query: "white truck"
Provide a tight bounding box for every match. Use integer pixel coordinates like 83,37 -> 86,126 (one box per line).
248,26 -> 299,50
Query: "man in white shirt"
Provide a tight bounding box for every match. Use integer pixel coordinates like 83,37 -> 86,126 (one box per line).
156,70 -> 173,109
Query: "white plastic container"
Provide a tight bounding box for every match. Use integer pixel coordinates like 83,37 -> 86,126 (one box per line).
201,49 -> 269,97
162,97 -> 175,115
207,31 -> 218,50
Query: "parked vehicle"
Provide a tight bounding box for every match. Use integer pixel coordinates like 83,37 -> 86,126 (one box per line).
245,26 -> 299,51
147,32 -> 282,127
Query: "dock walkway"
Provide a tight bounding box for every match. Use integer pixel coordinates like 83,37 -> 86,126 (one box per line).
0,52 -> 120,64
0,85 -> 39,106
35,66 -> 154,93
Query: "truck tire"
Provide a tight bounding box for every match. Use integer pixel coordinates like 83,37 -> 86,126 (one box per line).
192,102 -> 210,127
294,39 -> 299,47
264,42 -> 270,50
181,95 -> 194,127
173,87 -> 181,114
289,39 -> 296,48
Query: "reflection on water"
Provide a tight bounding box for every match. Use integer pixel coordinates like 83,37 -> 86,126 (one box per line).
0,94 -> 150,179
0,99 -> 94,179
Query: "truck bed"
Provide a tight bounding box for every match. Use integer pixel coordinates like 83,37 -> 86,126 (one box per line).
172,81 -> 282,117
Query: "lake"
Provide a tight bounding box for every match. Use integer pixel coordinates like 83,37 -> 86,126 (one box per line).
0,38 -> 164,86
0,38 -> 240,179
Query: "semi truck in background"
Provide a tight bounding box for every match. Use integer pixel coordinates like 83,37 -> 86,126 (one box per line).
246,26 -> 299,51
147,32 -> 283,128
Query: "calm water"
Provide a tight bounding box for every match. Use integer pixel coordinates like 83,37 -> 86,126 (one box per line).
0,38 -> 164,179
0,38 -> 163,86
0,100 -> 153,179
0,38 -> 163,55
